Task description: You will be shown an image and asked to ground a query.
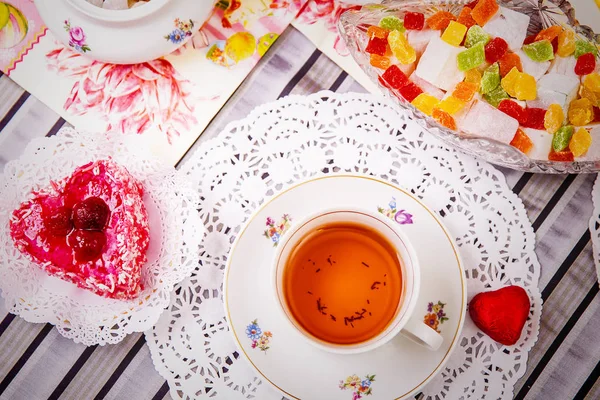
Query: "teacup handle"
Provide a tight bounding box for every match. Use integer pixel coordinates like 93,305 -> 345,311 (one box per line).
400,317 -> 444,351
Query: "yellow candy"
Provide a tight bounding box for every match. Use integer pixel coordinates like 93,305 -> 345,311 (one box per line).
464,69 -> 482,91
580,85 -> 599,107
501,67 -> 520,97
569,127 -> 592,157
514,72 -> 536,101
557,29 -> 576,57
544,104 -> 564,134
411,93 -> 440,116
388,30 -> 416,64
584,73 -> 600,93
441,21 -> 468,47
568,98 -> 594,126
436,96 -> 466,115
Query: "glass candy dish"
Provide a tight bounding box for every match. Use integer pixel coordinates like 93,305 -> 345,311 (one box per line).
339,0 -> 600,173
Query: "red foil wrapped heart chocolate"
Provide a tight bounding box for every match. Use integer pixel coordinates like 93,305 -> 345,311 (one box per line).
468,285 -> 530,346
9,159 -> 150,300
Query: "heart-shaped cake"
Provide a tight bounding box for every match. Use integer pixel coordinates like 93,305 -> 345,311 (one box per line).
9,159 -> 150,300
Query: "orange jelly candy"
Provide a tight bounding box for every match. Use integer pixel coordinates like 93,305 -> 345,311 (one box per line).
426,11 -> 457,31
548,150 -> 575,161
510,128 -> 533,154
499,52 -> 523,77
535,25 -> 563,43
471,0 -> 499,26
368,25 -> 390,40
452,81 -> 478,102
457,7 -> 477,29
370,54 -> 391,69
432,108 -> 457,130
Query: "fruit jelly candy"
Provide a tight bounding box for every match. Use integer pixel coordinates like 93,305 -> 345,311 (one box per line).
551,37 -> 559,54
457,42 -> 485,71
410,72 -> 445,100
480,62 -> 500,94
569,127 -> 592,157
465,0 -> 480,9
510,128 -> 533,154
399,82 -> 424,102
483,7 -> 530,51
552,125 -> 574,151
461,100 -> 520,144
498,99 -> 528,124
437,96 -> 466,115
524,128 -> 553,159
484,37 -> 508,64
414,35 -> 464,91
522,40 -> 555,62
580,85 -> 599,108
441,21 -> 468,47
595,106 -> 600,123
557,29 -> 576,57
370,54 -> 391,70
457,7 -> 477,29
471,0 -> 498,26
548,149 -> 574,161
574,40 -> 598,59
544,104 -> 565,134
465,25 -> 490,48
515,49 -> 550,80
548,55 -> 578,78
365,36 -> 388,56
432,108 -> 457,130
514,73 -> 537,101
379,16 -> 405,32
500,67 -> 520,97
411,93 -> 440,116
426,11 -> 456,31
535,25 -> 562,43
404,12 -> 425,30
575,53 -> 596,76
523,107 -> 547,129
483,85 -> 509,108
388,30 -> 416,64
584,73 -> 600,92
464,68 -> 482,90
568,98 -> 594,126
381,65 -> 409,89
499,52 -> 523,77
368,25 -> 390,40
453,81 -> 478,102
407,29 -> 440,55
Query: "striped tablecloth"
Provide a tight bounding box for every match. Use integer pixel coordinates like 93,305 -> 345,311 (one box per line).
0,27 -> 599,400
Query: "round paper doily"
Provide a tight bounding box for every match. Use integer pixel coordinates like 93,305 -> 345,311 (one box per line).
146,91 -> 542,399
589,176 -> 600,285
0,128 -> 204,346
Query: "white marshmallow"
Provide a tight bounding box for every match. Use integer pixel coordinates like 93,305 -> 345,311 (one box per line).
527,88 -> 567,111
460,99 -> 519,144
407,29 -> 440,56
397,62 -> 416,78
483,7 -> 530,51
515,49 -> 550,81
415,35 -> 465,91
102,0 -> 129,9
548,56 -> 579,78
529,73 -> 580,113
522,128 -> 552,160
410,72 -> 446,100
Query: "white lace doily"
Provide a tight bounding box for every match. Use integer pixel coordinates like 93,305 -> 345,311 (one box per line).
0,128 -> 204,346
145,91 -> 542,399
589,176 -> 600,285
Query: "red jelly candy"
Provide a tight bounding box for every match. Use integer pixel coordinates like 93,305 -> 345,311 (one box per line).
381,65 -> 409,89
498,99 -> 528,125
523,107 -> 547,130
551,36 -> 559,54
574,53 -> 596,76
594,106 -> 600,122
399,82 -> 423,102
485,37 -> 509,63
457,7 -> 477,29
548,150 -> 574,162
365,36 -> 388,56
465,0 -> 480,9
523,33 -> 538,46
404,12 -> 425,30
499,52 -> 523,77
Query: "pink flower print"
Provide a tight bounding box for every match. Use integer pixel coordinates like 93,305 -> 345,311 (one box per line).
352,393 -> 362,400
69,26 -> 86,47
394,210 -> 413,225
251,340 -> 257,348
266,217 -> 275,226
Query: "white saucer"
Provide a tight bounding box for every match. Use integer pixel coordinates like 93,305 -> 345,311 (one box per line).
224,175 -> 466,400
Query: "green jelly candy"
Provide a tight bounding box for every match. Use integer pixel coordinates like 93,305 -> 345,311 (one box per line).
552,125 -> 574,152
483,85 -> 509,108
379,16 -> 405,32
574,39 -> 599,59
457,42 -> 485,71
465,26 -> 490,48
522,39 -> 555,62
480,63 -> 500,95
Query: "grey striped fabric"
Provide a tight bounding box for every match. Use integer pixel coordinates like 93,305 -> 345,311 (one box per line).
0,26 -> 598,400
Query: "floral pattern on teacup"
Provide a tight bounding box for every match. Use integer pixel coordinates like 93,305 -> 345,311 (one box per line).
378,198 -> 413,225
424,301 -> 448,333
63,20 -> 90,53
339,374 -> 375,399
263,214 -> 291,246
165,18 -> 195,44
246,319 -> 272,353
